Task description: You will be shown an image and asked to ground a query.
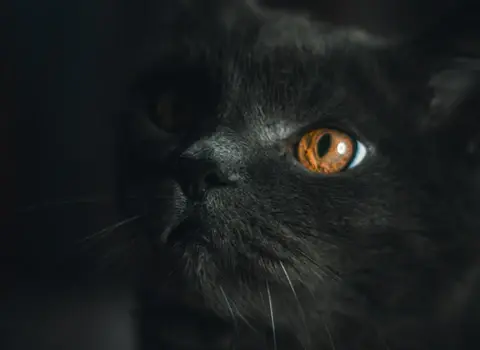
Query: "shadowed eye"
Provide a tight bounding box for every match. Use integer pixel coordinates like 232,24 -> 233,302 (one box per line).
295,128 -> 367,174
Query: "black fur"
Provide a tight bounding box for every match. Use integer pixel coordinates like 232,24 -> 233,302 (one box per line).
122,4 -> 480,350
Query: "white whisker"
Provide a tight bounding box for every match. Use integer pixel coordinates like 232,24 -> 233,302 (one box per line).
219,286 -> 258,333
312,269 -> 326,282
219,286 -> 237,329
266,281 -> 277,350
280,261 -> 298,299
324,322 -> 336,350
230,300 -> 258,333
280,261 -> 309,347
78,215 -> 141,244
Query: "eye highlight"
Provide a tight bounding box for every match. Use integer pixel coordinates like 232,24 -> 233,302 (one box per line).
295,128 -> 366,174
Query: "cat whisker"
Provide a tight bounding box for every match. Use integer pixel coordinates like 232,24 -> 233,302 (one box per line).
294,248 -> 341,282
77,215 -> 142,244
324,265 -> 342,282
266,281 -> 277,350
311,269 -> 326,283
324,322 -> 336,350
280,261 -> 299,301
219,285 -> 259,335
230,299 -> 258,333
280,261 -> 310,345
294,248 -> 323,271
219,286 -> 239,333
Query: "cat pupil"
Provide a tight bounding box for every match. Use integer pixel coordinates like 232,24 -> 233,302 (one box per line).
317,133 -> 332,157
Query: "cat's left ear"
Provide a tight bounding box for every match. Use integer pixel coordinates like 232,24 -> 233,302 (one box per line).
421,58 -> 480,128
419,57 -> 480,162
406,3 -> 480,160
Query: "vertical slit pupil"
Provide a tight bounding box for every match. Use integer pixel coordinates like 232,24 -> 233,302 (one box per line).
316,133 -> 332,157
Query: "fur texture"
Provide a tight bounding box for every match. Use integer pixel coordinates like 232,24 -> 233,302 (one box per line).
121,3 -> 480,349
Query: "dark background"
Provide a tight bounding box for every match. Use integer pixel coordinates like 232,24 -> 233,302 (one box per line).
0,1 -> 473,349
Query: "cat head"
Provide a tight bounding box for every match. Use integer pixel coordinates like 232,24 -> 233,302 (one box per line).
122,9 -> 480,341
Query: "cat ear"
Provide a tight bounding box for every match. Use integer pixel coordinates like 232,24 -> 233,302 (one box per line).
419,58 -> 480,163
421,58 -> 479,129
389,0 -> 478,128
380,3 -> 478,163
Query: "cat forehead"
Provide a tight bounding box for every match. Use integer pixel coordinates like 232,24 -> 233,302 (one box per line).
216,18 -> 385,106
214,48 -> 364,129
169,17 -> 395,136
208,52 -> 397,142
253,15 -> 386,54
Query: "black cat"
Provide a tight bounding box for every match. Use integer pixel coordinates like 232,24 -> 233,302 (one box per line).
121,3 -> 480,349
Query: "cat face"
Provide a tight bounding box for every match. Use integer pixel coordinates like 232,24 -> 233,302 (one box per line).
124,14 -> 480,338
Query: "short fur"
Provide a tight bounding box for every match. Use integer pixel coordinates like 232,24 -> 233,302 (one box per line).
121,3 -> 480,349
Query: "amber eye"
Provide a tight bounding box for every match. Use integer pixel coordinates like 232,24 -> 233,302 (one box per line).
296,128 -> 366,174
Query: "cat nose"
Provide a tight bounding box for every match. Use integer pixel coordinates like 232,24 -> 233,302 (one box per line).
174,158 -> 234,201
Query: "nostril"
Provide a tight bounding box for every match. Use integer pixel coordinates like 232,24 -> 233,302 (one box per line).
204,171 -> 224,187
204,169 -> 235,188
185,170 -> 226,200
174,158 -> 236,201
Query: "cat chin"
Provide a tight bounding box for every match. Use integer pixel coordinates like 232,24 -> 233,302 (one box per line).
174,242 -> 348,320
185,265 -> 379,349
